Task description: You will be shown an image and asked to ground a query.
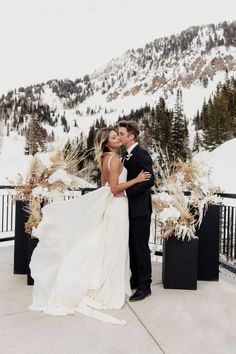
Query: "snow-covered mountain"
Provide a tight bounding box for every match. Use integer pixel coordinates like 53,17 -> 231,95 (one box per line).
90,21 -> 236,116
0,21 -> 236,142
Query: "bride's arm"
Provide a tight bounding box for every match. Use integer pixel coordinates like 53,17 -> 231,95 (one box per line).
109,155 -> 150,195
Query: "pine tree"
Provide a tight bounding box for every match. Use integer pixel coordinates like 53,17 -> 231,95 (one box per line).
25,114 -> 47,155
86,125 -> 96,159
193,131 -> 202,153
157,97 -> 173,153
170,89 -> 189,161
7,123 -> 10,136
61,114 -> 69,132
95,116 -> 107,129
201,77 -> 236,150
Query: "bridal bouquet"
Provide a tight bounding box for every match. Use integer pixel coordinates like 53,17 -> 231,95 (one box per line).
152,156 -> 222,241
10,143 -> 88,235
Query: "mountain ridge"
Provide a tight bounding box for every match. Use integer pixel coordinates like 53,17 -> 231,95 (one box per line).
0,20 -> 236,143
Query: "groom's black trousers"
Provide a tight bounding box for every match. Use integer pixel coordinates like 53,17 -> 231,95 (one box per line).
129,213 -> 152,290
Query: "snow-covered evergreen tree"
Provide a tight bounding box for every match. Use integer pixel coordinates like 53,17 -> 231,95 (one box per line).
170,89 -> 189,160
25,114 -> 47,155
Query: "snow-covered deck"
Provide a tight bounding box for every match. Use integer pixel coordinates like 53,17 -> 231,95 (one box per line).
1,245 -> 236,354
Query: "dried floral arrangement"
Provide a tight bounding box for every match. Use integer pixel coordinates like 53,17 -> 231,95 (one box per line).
152,153 -> 222,241
10,143 -> 90,236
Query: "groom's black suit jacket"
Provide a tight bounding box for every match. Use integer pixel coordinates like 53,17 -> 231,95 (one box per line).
123,145 -> 155,218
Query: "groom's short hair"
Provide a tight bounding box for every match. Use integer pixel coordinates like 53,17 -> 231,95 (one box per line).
118,120 -> 140,140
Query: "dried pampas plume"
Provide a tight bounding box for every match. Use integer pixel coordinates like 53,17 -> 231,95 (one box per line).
152,148 -> 221,241
10,140 -> 89,236
24,197 -> 42,236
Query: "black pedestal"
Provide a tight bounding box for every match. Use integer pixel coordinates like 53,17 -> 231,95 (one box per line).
14,200 -> 29,274
162,237 -> 198,290
196,204 -> 220,281
27,238 -> 39,285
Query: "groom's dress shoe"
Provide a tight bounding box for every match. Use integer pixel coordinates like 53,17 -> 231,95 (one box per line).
129,288 -> 151,302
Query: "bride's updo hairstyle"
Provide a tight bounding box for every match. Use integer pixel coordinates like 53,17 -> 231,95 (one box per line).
94,127 -> 117,168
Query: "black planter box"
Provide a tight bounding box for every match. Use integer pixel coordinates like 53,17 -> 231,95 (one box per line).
27,238 -> 39,285
162,237 -> 198,290
196,204 -> 220,281
14,200 -> 29,274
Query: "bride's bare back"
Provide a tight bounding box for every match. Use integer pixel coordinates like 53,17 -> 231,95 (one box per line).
101,152 -> 151,197
101,153 -> 124,197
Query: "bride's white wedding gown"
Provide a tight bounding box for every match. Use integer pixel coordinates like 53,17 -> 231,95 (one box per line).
29,162 -> 131,324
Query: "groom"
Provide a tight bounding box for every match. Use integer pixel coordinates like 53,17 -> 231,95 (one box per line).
118,120 -> 154,301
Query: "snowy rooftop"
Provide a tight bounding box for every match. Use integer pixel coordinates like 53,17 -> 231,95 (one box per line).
1,246 -> 236,354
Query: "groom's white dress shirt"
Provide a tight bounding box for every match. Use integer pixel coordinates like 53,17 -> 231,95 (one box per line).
126,142 -> 138,156
123,142 -> 138,196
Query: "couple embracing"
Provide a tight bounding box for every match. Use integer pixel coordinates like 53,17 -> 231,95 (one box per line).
29,120 -> 155,324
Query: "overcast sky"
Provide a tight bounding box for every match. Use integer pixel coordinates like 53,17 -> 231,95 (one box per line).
0,0 -> 235,94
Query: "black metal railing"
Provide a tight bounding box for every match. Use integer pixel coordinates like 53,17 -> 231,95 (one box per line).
152,193 -> 236,270
218,193 -> 236,273
0,186 -> 97,243
1,187 -> 236,274
0,186 -> 16,242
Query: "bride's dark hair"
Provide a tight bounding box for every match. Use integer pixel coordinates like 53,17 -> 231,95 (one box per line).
94,127 -> 117,168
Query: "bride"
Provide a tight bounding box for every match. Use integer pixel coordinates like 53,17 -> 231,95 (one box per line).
29,127 -> 151,324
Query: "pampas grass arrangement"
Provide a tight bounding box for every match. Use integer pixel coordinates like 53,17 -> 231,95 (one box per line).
152,151 -> 222,241
10,142 -> 90,236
